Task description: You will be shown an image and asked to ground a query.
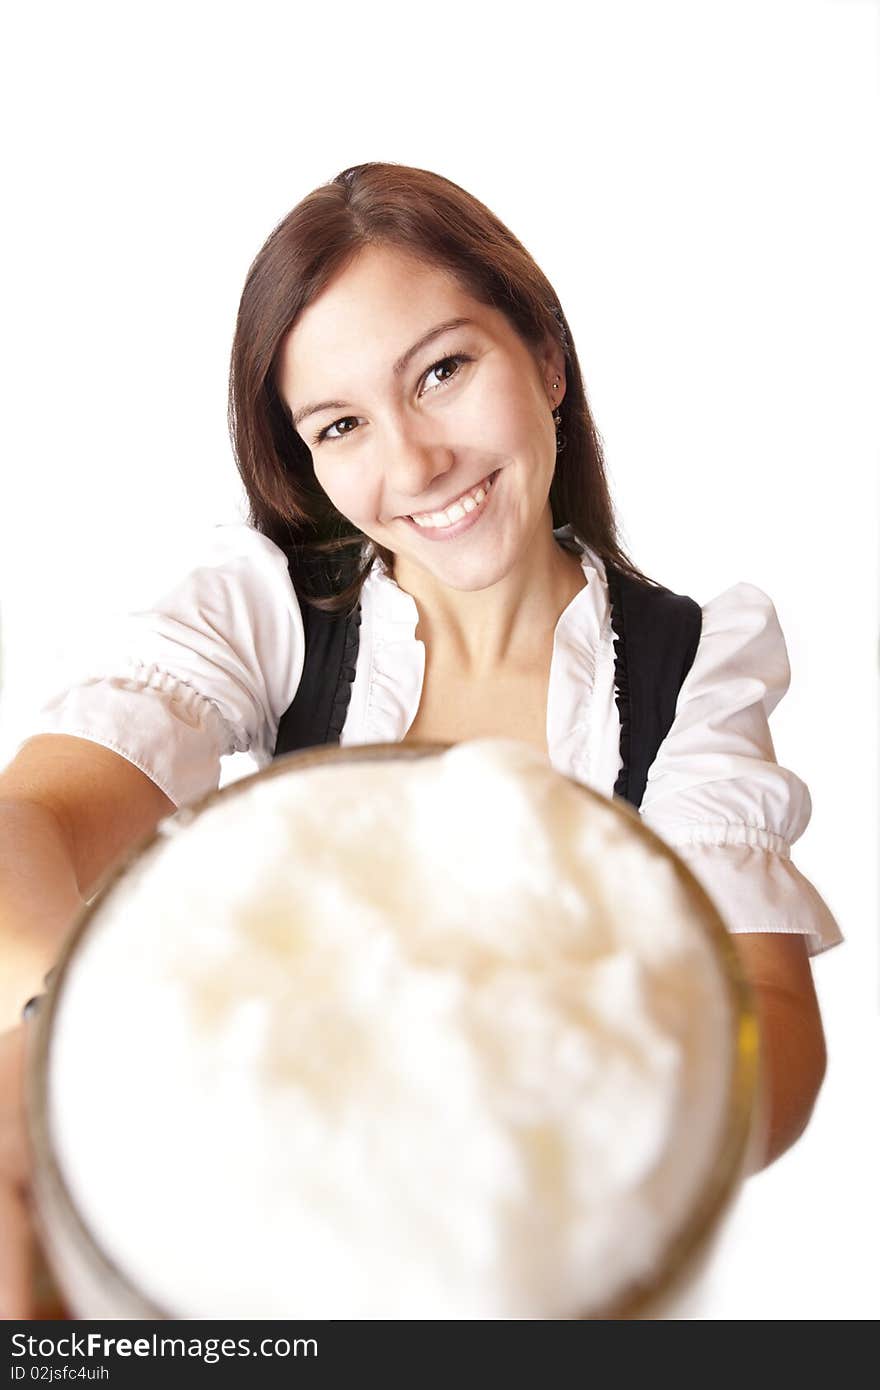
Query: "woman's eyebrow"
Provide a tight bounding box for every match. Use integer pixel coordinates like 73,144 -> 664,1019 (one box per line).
290,316 -> 476,430
391,316 -> 475,377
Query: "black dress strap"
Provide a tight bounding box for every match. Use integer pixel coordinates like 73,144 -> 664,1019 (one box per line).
606,563 -> 702,810
273,548 -> 363,757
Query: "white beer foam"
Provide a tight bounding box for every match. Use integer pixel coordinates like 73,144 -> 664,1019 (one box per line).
48,738 -> 733,1319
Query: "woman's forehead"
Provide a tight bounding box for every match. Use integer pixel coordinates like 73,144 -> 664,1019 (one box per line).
291,247 -> 481,346
277,245 -> 502,400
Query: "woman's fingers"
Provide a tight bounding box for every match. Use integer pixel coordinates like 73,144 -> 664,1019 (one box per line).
0,1183 -> 33,1319
0,1024 -> 34,1319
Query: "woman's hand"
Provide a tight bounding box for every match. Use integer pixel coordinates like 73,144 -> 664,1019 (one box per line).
731,933 -> 828,1173
0,1022 -> 34,1318
0,735 -> 175,1029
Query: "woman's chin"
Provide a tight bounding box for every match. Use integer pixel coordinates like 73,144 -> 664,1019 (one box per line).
413,548 -> 517,594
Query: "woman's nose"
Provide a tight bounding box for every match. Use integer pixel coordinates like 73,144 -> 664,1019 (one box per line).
382,418 -> 454,502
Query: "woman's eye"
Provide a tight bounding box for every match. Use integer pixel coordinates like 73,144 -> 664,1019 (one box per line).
420,353 -> 469,393
316,415 -> 359,445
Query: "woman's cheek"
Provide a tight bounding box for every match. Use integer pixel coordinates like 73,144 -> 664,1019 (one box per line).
465,377 -> 536,456
315,462 -> 374,531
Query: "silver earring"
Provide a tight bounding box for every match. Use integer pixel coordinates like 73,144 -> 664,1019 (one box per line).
551,378 -> 565,453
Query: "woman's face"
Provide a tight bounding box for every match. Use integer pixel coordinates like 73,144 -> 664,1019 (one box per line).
276,243 -> 566,593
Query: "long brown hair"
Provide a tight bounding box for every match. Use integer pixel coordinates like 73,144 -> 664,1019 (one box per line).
228,161 -> 658,610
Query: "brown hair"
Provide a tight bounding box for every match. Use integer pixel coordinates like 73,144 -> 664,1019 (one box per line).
228,161 -> 658,610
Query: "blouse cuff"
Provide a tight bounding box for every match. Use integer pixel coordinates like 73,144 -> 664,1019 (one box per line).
23,667 -> 233,809
665,840 -> 844,957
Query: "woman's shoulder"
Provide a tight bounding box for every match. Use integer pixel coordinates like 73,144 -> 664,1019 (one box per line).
135,521 -> 300,622
630,571 -> 790,707
561,529 -> 789,711
698,579 -> 781,627
164,519 -> 294,575
20,520 -> 308,806
559,525 -> 779,618
692,579 -> 787,656
684,580 -> 791,720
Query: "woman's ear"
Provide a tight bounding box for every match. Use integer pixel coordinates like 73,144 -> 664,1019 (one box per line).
539,336 -> 567,408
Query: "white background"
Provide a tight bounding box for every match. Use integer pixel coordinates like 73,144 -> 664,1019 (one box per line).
1,0 -> 877,1317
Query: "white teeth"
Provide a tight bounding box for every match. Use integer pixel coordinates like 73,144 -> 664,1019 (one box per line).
410,475 -> 493,529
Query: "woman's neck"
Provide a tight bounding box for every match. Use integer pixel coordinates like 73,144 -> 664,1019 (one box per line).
390,513 -> 589,677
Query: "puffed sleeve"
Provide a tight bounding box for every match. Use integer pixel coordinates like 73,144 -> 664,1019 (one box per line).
638,583 -> 843,957
18,525 -> 305,808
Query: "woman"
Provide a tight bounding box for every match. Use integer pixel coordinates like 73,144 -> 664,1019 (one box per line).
0,162 -> 842,1315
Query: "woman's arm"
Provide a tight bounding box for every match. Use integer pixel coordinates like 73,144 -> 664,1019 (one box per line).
730,932 -> 828,1173
0,733 -> 175,1317
0,734 -> 174,1028
0,1024 -> 32,1317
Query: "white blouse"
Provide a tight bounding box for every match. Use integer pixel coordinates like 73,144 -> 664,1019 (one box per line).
25,523 -> 843,958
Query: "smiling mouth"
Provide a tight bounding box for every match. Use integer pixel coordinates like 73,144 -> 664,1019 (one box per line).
403,471 -> 498,530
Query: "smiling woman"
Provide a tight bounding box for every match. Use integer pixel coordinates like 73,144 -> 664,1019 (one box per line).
228,163 -> 635,616
0,160 -> 844,1315
275,244 -> 580,627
